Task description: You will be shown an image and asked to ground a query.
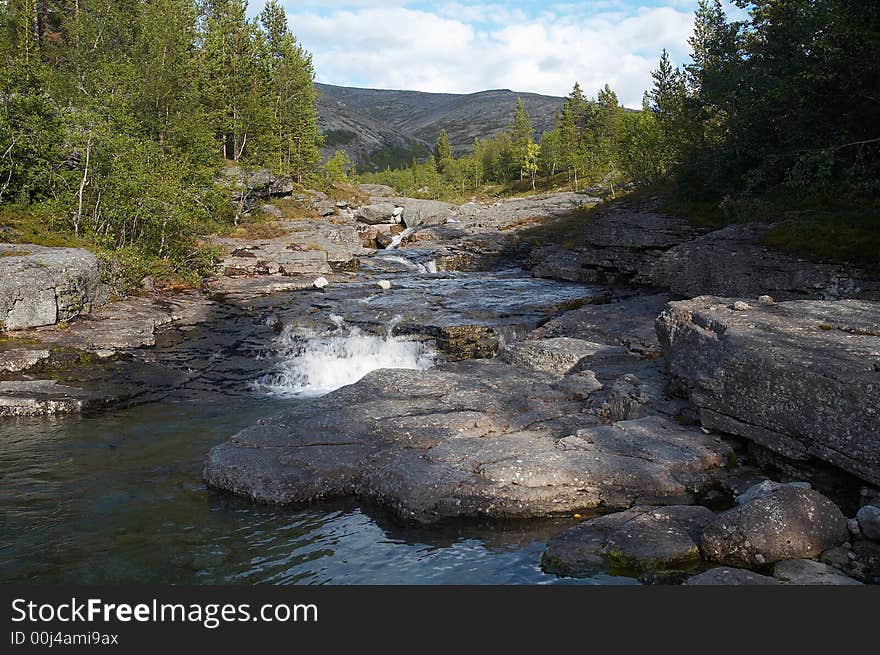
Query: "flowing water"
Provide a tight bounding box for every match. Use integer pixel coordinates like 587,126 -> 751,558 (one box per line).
0,251 -> 635,585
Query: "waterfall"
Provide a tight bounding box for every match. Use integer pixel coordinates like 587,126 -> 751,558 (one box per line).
253,316 -> 436,397
386,227 -> 414,250
376,253 -> 438,274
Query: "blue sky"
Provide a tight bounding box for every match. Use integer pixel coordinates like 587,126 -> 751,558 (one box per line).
246,1 -> 745,107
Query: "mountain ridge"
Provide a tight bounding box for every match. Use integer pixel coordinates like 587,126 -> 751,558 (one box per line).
315,82 -> 565,171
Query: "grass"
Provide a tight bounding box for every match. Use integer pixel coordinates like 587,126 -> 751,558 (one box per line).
657,188 -> 880,270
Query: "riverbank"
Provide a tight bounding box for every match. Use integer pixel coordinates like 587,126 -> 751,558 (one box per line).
2,185 -> 878,584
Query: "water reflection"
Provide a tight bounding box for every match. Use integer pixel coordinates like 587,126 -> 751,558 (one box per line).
0,399 -> 634,585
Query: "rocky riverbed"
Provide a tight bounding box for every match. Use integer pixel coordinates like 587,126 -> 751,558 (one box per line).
2,184 -> 879,584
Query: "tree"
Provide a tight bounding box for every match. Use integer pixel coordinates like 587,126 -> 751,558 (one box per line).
325,149 -> 353,184
433,129 -> 452,176
260,0 -> 321,183
511,98 -> 534,181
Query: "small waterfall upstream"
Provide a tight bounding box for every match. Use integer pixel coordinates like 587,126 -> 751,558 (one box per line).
376,253 -> 438,274
385,227 -> 414,250
254,315 -> 436,398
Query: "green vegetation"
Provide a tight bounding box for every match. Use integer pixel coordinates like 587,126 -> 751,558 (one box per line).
322,130 -> 357,147
365,0 -> 879,265
0,0 -> 323,290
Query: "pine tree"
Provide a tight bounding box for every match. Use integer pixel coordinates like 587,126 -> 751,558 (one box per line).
260,0 -> 321,183
511,98 -> 534,181
433,129 -> 452,176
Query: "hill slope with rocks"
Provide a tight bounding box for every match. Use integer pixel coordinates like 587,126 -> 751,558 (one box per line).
316,83 -> 565,171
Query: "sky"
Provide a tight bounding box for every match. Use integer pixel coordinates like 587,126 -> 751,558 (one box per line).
245,1 -> 746,108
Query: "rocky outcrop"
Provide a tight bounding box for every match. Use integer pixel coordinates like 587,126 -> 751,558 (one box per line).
523,198 -> 879,301
524,200 -> 702,285
648,222 -> 880,301
355,203 -> 400,225
656,296 -> 880,485
701,485 -> 848,567
204,362 -> 734,524
393,198 -> 454,229
541,505 -> 715,579
0,244 -> 107,331
357,184 -> 394,197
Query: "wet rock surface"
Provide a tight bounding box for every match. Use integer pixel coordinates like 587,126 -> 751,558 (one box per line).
204,363 -> 734,523
0,244 -> 107,331
657,296 -> 880,486
541,505 -> 715,579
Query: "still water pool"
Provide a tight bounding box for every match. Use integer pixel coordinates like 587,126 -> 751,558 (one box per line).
0,398 -> 634,585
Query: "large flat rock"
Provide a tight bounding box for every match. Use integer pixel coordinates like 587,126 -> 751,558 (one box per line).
0,244 -> 106,331
204,360 -> 733,523
656,296 -> 880,485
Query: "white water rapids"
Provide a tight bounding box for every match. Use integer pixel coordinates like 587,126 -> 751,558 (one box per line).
254,315 -> 436,398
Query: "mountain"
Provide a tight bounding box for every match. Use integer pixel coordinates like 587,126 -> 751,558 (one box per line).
315,83 -> 565,172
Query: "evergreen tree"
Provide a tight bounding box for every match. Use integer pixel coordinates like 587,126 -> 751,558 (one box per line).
511,98 -> 534,181
433,129 -> 452,176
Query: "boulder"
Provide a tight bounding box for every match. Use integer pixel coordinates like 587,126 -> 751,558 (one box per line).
355,203 -> 398,225
856,504 -> 880,541
656,296 -> 880,485
0,244 -> 106,331
772,559 -> 862,585
394,198 -> 454,229
204,362 -> 733,524
499,337 -> 606,376
701,486 -> 848,567
683,567 -> 782,585
542,505 -> 716,578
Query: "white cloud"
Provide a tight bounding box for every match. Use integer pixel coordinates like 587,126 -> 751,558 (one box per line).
283,3 -> 698,107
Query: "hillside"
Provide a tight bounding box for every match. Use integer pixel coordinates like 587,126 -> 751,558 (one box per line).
316,83 -> 565,171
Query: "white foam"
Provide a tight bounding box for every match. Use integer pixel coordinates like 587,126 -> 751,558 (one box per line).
254,317 -> 436,398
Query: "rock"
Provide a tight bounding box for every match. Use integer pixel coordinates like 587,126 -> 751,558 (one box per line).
598,374 -> 656,422
701,487 -> 848,568
534,294 -> 669,358
648,222 -> 880,301
355,203 -> 398,225
261,203 -> 283,218
204,363 -> 734,524
393,198 -> 454,229
731,301 -> 751,311
376,231 -> 395,249
735,480 -> 812,506
541,505 -> 716,578
358,184 -> 394,197
0,244 -> 106,331
224,167 -> 293,200
499,337 -> 605,376
848,518 -> 862,536
377,280 -> 392,291
140,276 -> 156,292
656,297 -> 880,485
773,559 -> 863,585
0,348 -> 50,373
683,567 -> 782,585
758,295 -> 775,304
312,276 -> 330,289
524,200 -> 703,285
549,371 -> 604,400
856,504 -> 880,541
313,200 -> 337,217
0,380 -> 111,416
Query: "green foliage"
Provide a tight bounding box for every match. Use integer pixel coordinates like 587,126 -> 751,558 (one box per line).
0,0 -> 323,287
325,150 -> 354,184
322,129 -> 357,147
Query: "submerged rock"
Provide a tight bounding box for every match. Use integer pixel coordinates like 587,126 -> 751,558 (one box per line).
541,505 -> 715,578
701,486 -> 848,568
657,296 -> 880,486
204,362 -> 734,524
